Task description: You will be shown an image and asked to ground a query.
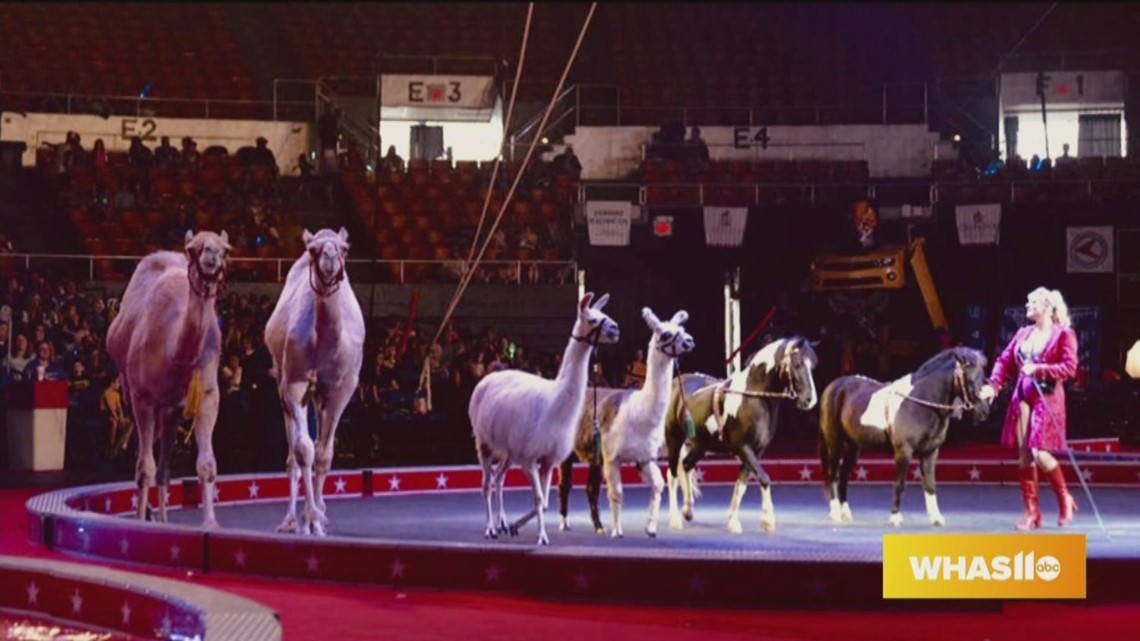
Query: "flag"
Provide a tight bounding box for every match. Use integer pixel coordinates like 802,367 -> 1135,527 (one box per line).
703,206 -> 748,248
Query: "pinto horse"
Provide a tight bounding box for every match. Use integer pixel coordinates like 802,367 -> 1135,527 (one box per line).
664,337 -> 819,533
818,346 -> 991,527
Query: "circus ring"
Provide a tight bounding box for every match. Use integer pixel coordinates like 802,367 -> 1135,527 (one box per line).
23,448 -> 1140,613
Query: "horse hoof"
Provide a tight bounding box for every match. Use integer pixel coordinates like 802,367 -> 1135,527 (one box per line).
930,515 -> 946,527
669,516 -> 684,530
761,520 -> 776,533
828,512 -> 843,523
889,513 -> 904,527
727,520 -> 743,535
683,508 -> 693,522
840,504 -> 854,522
594,526 -> 605,535
559,519 -> 571,532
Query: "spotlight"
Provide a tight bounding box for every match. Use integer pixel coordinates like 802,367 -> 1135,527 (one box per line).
541,137 -> 549,144
952,134 -> 961,143
1127,340 -> 1140,379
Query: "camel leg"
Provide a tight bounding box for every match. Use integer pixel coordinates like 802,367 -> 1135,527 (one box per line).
640,461 -> 665,538
604,459 -> 624,538
192,389 -> 221,529
726,465 -> 749,534
557,457 -> 574,531
154,407 -> 179,524
278,381 -> 313,534
314,389 -> 354,536
920,450 -> 945,526
130,396 -> 156,521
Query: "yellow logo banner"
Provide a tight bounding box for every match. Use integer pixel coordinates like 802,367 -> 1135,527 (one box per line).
883,533 -> 1086,599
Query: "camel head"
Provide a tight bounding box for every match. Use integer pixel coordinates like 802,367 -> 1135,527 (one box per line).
303,227 -> 349,293
641,307 -> 695,359
574,292 -> 620,346
184,230 -> 231,284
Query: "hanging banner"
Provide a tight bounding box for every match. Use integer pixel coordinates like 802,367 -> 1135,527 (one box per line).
1066,226 -> 1113,273
955,203 -> 1001,246
585,201 -> 633,246
703,206 -> 748,248
1001,306 -> 1101,391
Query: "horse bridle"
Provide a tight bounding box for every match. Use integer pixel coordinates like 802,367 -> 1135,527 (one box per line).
186,247 -> 226,299
867,359 -> 978,414
308,240 -> 346,297
719,347 -> 803,401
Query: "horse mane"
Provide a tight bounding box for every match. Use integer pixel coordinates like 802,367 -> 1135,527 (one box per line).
747,335 -> 819,374
914,346 -> 987,378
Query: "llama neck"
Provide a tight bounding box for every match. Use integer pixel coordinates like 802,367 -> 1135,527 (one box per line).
637,339 -> 675,415
173,292 -> 214,366
547,327 -> 595,421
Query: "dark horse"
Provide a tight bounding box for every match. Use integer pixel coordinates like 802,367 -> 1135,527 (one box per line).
663,336 -> 819,533
818,346 -> 991,527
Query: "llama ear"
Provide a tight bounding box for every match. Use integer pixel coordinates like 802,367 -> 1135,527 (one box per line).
219,230 -> 229,248
184,230 -> 194,246
338,227 -> 349,243
580,292 -> 595,311
641,307 -> 661,330
592,293 -> 610,310
302,229 -> 314,245
670,310 -> 689,326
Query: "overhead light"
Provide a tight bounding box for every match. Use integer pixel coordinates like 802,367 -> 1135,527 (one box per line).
952,134 -> 961,143
541,137 -> 549,145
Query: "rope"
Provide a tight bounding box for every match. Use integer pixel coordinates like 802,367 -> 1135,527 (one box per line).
418,2 -> 598,408
725,305 -> 775,368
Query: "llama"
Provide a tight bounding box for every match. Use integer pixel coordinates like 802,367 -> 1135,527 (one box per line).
264,228 -> 365,536
106,230 -> 231,527
469,292 -> 620,545
560,307 -> 694,538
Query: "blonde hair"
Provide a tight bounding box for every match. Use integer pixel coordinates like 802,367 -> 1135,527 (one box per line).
1027,286 -> 1071,328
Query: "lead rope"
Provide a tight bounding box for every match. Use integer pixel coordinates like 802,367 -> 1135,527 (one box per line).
674,359 -> 697,441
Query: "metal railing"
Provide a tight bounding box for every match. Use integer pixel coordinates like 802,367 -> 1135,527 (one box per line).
0,253 -> 579,287
0,89 -> 312,122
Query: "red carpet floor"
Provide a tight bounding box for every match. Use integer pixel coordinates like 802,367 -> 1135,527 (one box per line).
4,484 -> 1137,641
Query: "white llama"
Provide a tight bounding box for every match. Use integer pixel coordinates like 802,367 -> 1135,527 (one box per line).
264,228 -> 365,536
106,230 -> 230,527
566,307 -> 694,538
469,292 -> 620,545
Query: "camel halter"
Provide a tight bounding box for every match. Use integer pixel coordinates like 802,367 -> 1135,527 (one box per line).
186,249 -> 226,299
308,242 -> 346,297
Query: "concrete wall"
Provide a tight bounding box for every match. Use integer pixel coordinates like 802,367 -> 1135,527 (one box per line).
565,124 -> 942,180
1,112 -> 312,176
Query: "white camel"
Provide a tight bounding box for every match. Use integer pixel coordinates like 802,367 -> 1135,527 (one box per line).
106,230 -> 231,527
565,307 -> 695,539
264,228 -> 365,536
469,292 -> 620,545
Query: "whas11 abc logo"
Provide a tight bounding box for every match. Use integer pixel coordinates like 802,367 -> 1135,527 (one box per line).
909,551 -> 1061,582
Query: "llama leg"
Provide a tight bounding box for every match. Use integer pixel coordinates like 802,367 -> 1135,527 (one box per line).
558,457 -> 573,531
726,465 -> 749,534
641,461 -> 665,538
836,442 -> 858,522
493,458 -> 511,534
477,442 -> 498,539
603,460 -> 624,538
889,449 -> 912,527
191,389 -> 221,529
154,408 -> 178,524
585,463 -> 604,534
131,397 -> 156,521
279,383 -> 314,534
513,464 -> 548,545
920,451 -> 944,526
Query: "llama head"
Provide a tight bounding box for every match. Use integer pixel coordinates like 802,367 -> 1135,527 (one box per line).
304,227 -> 349,289
184,229 -> 231,282
575,292 -> 620,345
641,307 -> 695,358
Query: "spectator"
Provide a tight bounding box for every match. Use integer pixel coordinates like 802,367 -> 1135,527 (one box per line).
154,136 -> 180,171
552,145 -> 582,179
379,145 -> 406,174
684,126 -> 710,174
27,340 -> 67,381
